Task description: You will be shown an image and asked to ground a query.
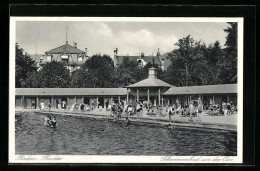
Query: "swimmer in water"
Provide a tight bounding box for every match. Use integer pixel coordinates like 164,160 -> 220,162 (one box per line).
124,117 -> 130,125
166,123 -> 175,130
50,116 -> 57,128
44,115 -> 51,126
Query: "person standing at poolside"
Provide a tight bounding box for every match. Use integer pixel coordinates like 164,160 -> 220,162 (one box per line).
168,104 -> 173,123
227,101 -> 231,115
105,100 -> 109,111
40,101 -> 45,112
31,101 -> 35,109
48,102 -> 51,112
189,102 -> 194,120
197,102 -> 203,121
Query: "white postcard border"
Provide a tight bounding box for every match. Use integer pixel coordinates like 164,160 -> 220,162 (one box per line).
9,17 -> 243,164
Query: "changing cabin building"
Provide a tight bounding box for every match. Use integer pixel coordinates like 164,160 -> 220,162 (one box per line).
15,67 -> 237,110
15,88 -> 127,109
38,41 -> 88,73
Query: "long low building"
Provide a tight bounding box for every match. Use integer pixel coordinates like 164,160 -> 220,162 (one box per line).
15,88 -> 127,109
163,84 -> 237,109
15,84 -> 237,110
15,67 -> 237,110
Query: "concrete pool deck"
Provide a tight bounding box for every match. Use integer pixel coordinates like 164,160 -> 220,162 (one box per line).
15,108 -> 237,132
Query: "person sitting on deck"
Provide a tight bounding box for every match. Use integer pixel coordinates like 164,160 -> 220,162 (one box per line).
85,104 -> 90,111
80,103 -> 85,113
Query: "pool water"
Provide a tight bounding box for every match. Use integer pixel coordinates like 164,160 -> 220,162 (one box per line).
15,113 -> 237,156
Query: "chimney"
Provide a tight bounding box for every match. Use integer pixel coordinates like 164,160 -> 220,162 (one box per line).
74,42 -> 77,48
114,48 -> 118,55
85,48 -> 88,56
141,53 -> 144,57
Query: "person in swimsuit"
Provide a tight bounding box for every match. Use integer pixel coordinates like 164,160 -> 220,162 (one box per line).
124,117 -> 130,125
50,116 -> 57,128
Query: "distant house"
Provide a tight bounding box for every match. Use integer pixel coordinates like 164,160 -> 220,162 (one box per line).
113,48 -> 171,71
31,41 -> 89,73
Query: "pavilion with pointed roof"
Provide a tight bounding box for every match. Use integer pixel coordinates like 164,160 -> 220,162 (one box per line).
125,67 -> 173,106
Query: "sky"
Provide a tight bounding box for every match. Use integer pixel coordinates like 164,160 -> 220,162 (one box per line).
15,21 -> 229,58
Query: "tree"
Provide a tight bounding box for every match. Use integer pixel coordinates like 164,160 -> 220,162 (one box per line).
220,22 -> 238,83
114,57 -> 141,87
70,54 -> 116,88
15,43 -> 37,87
166,35 -> 210,86
25,61 -> 71,88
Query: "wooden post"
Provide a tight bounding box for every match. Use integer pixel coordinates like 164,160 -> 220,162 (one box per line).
51,96 -> 54,109
74,96 -> 76,102
158,88 -> 161,106
137,89 -> 139,102
220,95 -> 223,111
162,96 -> 164,107
167,97 -> 169,105
21,96 -> 23,108
147,88 -> 150,102
118,96 -> 121,104
97,97 -> 99,108
36,97 -> 39,109
111,97 -> 113,104
126,88 -> 129,104
22,95 -> 24,111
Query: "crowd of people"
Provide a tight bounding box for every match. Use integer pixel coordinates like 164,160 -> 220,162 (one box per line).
37,98 -> 236,126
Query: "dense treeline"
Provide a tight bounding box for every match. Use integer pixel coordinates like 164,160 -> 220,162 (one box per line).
15,22 -> 237,88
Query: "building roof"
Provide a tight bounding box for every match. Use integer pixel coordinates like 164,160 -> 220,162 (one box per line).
40,53 -> 87,66
45,43 -> 85,54
163,84 -> 237,95
125,78 -> 173,88
115,55 -> 161,66
16,88 -> 127,96
159,53 -> 171,70
30,54 -> 43,63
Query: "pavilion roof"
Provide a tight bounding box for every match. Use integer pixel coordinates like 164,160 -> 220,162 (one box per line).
125,78 -> 173,88
16,88 -> 127,96
163,84 -> 237,95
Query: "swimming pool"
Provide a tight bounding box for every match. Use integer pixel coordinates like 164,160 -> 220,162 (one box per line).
15,113 -> 237,156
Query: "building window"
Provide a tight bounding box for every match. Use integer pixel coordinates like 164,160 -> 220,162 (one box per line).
61,55 -> 69,64
46,55 -> 52,62
78,56 -> 83,62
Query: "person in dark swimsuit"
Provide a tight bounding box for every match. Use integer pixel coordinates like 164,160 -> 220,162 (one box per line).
124,117 -> 130,126
50,116 -> 57,128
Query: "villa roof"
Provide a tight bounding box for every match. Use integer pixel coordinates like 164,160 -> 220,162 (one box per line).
16,88 -> 127,96
115,55 -> 161,66
30,54 -> 43,63
125,78 -> 173,88
45,43 -> 85,54
163,84 -> 237,95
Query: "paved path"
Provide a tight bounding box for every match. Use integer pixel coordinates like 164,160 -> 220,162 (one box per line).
15,108 -> 237,132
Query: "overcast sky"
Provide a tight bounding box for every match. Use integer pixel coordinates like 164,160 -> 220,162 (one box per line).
16,21 -> 229,57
